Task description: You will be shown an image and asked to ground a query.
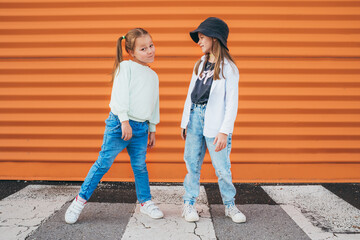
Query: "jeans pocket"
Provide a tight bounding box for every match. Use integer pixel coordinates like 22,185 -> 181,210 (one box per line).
130,120 -> 149,136
227,134 -> 232,148
105,113 -> 121,133
190,103 -> 195,113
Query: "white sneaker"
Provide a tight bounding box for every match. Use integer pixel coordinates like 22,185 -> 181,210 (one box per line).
140,200 -> 164,219
182,203 -> 199,222
225,205 -> 246,223
65,197 -> 86,224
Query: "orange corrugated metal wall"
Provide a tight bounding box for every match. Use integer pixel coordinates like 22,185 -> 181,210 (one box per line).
1,0 -> 360,182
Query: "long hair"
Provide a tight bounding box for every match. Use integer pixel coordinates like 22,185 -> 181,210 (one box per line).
194,39 -> 237,80
111,28 -> 150,82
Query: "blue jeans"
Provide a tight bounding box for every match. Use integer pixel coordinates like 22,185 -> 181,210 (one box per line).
183,103 -> 236,206
79,112 -> 151,203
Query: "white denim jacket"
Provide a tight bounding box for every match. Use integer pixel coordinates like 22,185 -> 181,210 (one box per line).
181,55 -> 239,138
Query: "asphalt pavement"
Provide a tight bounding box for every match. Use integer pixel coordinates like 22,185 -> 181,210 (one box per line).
0,181 -> 359,240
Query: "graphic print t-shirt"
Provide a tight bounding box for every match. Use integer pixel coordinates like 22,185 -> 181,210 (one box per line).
191,61 -> 215,104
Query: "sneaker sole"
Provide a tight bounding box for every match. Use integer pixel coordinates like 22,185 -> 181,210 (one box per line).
184,217 -> 199,222
225,214 -> 246,223
182,214 -> 199,222
64,212 -> 78,224
65,218 -> 77,224
140,208 -> 164,219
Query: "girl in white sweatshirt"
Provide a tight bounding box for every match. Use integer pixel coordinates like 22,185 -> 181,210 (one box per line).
65,28 -> 162,224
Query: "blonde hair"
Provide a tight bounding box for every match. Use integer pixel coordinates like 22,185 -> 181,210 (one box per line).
111,28 -> 150,82
194,39 -> 236,80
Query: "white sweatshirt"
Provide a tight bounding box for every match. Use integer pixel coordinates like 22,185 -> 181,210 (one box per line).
109,60 -> 160,132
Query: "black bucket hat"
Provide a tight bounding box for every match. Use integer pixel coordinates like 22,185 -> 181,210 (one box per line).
190,17 -> 229,51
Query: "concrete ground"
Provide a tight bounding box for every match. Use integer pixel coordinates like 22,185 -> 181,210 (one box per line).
0,181 -> 359,240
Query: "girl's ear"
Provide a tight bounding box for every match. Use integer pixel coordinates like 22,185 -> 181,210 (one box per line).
128,50 -> 134,57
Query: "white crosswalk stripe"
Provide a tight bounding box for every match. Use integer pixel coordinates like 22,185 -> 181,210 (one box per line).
262,185 -> 360,240
121,186 -> 216,240
0,185 -> 79,240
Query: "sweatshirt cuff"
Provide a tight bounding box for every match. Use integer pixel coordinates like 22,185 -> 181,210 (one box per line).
118,112 -> 129,123
219,126 -> 231,135
149,123 -> 156,132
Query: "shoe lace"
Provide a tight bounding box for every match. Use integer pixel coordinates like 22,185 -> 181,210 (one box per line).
228,205 -> 240,216
183,204 -> 195,215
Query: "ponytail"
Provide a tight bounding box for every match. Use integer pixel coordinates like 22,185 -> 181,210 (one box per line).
111,36 -> 125,82
111,29 -> 150,82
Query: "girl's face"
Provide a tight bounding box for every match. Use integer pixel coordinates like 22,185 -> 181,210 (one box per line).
197,32 -> 213,54
130,34 -> 155,65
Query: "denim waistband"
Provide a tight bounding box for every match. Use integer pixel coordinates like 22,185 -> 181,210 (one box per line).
192,102 -> 207,108
110,112 -> 149,124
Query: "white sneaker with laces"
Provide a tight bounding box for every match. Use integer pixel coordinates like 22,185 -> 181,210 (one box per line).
182,203 -> 199,222
140,200 -> 164,219
225,205 -> 246,223
65,197 -> 86,224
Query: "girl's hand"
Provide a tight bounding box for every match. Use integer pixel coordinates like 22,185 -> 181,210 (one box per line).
181,128 -> 187,140
213,133 -> 228,152
121,121 -> 132,141
148,132 -> 156,148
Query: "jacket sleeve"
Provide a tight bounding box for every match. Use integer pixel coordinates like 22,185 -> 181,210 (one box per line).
109,61 -> 131,122
180,64 -> 199,129
219,63 -> 239,135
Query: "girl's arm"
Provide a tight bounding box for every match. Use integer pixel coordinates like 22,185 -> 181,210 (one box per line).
181,128 -> 187,140
180,61 -> 201,131
149,77 -> 159,147
219,63 -> 239,135
148,132 -> 156,148
110,61 -> 131,122
111,61 -> 133,140
121,121 -> 132,141
180,70 -> 196,141
213,63 -> 239,152
213,133 -> 228,152
149,82 -> 160,133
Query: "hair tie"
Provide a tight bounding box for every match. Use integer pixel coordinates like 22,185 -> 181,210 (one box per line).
122,36 -> 125,40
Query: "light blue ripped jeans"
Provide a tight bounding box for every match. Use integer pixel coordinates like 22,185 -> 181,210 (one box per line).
183,103 -> 236,207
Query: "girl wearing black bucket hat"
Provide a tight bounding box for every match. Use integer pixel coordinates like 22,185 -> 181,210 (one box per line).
180,17 -> 246,223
